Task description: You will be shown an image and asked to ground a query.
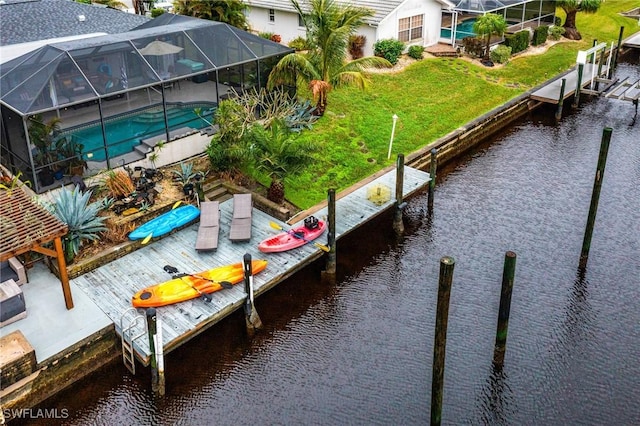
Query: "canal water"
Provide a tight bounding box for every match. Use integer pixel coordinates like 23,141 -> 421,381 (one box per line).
32,57 -> 639,425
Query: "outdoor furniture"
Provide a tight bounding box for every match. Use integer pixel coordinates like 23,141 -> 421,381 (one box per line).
229,194 -> 253,242
0,279 -> 27,327
195,201 -> 220,251
0,257 -> 27,286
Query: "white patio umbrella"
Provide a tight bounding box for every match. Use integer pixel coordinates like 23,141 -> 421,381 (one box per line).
138,40 -> 183,56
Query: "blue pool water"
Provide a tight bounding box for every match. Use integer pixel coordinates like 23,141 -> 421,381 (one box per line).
441,18 -> 519,40
63,104 -> 216,162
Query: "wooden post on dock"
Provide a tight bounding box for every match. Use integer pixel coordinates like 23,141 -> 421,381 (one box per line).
324,188 -> 337,276
155,313 -> 165,396
573,63 -> 584,108
431,256 -> 455,426
493,251 -> 516,369
580,128 -> 612,269
428,148 -> 437,211
555,78 -> 566,121
611,26 -> 624,77
393,153 -> 406,235
243,253 -> 263,335
146,308 -> 164,396
596,48 -> 606,91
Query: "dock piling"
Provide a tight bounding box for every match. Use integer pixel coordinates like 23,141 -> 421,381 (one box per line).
393,153 -> 406,235
493,251 -> 516,369
580,128 -> 613,269
428,148 -> 437,211
555,78 -> 567,121
431,256 -> 455,426
146,308 -> 164,396
243,253 -> 263,335
323,188 -> 337,277
612,27 -> 624,76
573,63 -> 584,108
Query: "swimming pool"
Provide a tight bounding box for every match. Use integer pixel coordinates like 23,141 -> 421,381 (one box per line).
62,103 -> 216,162
441,18 -> 519,40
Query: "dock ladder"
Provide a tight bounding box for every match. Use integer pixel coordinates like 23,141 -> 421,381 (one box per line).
120,307 -> 147,375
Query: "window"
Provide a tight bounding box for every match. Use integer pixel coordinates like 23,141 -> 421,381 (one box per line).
398,14 -> 424,42
269,9 -> 275,22
298,14 -> 304,27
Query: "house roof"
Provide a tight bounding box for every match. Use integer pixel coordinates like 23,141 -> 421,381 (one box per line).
0,0 -> 149,46
245,0 -> 455,25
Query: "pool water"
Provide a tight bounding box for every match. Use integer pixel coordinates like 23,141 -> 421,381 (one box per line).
441,18 -> 519,40
64,104 -> 216,162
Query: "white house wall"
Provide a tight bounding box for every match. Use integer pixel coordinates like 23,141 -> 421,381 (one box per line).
378,0 -> 444,49
244,1 -> 445,57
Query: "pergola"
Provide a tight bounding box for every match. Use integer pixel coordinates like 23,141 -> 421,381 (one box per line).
0,183 -> 73,309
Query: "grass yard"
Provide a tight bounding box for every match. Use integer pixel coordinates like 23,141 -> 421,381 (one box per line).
261,2 -> 640,209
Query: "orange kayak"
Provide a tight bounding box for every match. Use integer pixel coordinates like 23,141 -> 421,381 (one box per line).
132,260 -> 268,308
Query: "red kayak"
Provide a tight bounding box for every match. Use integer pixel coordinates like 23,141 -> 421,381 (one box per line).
258,217 -> 326,253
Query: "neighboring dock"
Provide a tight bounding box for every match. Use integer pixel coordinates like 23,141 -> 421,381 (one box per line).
72,166 -> 430,366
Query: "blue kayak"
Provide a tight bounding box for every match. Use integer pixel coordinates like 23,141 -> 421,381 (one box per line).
129,204 -> 200,240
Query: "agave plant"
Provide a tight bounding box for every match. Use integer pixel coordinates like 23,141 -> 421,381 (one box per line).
172,162 -> 198,185
51,186 -> 107,262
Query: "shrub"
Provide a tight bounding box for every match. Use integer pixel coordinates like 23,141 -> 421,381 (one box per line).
532,25 -> 548,46
270,34 -> 282,43
288,36 -> 309,51
258,32 -> 274,40
461,37 -> 484,58
373,39 -> 405,65
407,45 -> 424,60
490,45 -> 512,64
150,8 -> 165,18
549,26 -> 565,41
505,30 -> 529,54
348,35 -> 366,59
104,170 -> 134,199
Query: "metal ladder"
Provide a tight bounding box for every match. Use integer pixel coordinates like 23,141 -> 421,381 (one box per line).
120,308 -> 146,375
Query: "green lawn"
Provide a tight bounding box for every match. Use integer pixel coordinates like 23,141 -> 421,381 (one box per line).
263,2 -> 640,209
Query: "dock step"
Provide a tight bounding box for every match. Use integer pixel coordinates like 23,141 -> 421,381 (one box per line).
120,308 -> 147,375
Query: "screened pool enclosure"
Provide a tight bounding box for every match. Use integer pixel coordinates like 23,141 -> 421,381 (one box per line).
441,0 -> 556,43
0,16 -> 293,192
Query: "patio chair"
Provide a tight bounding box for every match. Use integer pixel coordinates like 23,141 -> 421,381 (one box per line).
229,194 -> 253,242
0,257 -> 28,286
195,201 -> 220,251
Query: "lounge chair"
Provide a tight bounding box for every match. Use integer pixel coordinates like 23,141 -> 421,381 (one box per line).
195,201 -> 220,251
229,193 -> 252,242
0,257 -> 27,286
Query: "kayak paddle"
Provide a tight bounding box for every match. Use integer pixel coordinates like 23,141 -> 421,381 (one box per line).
269,221 -> 330,252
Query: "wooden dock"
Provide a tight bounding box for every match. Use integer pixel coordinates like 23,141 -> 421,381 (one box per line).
72,166 -> 430,365
530,63 -> 606,104
622,32 -> 640,49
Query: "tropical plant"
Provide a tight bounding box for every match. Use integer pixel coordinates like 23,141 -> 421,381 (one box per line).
267,0 -> 391,116
172,162 -> 198,185
473,13 -> 508,61
50,186 -> 107,262
206,99 -> 247,171
27,114 -> 62,167
174,0 -> 248,29
288,36 -> 309,51
0,171 -> 31,197
92,0 -> 128,10
557,0 -> 602,40
248,119 -> 318,203
104,170 -> 135,199
348,35 -> 366,59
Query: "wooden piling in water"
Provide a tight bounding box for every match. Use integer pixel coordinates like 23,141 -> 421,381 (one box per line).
573,63 -> 584,108
555,78 -> 566,121
431,256 -> 455,426
493,251 -> 516,368
393,153 -> 406,235
612,26 -> 624,77
243,253 -> 263,335
428,148 -> 437,211
324,188 -> 337,276
580,128 -> 613,269
146,308 -> 164,396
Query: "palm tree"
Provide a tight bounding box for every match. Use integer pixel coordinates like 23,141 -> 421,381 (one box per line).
267,0 -> 391,116
473,13 -> 508,62
174,0 -> 248,29
556,0 -> 602,40
248,119 -> 317,204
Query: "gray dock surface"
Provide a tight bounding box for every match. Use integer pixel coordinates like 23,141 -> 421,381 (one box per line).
72,166 -> 430,365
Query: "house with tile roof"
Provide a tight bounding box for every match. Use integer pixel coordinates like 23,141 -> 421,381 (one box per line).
243,0 -> 557,56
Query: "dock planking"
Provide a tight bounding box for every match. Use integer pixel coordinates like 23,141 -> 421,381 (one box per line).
72,166 -> 430,365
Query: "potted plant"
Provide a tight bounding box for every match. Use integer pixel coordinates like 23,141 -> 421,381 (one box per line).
61,140 -> 87,176
27,114 -> 62,186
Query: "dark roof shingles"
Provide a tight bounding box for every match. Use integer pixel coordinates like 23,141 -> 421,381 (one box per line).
0,0 -> 149,46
